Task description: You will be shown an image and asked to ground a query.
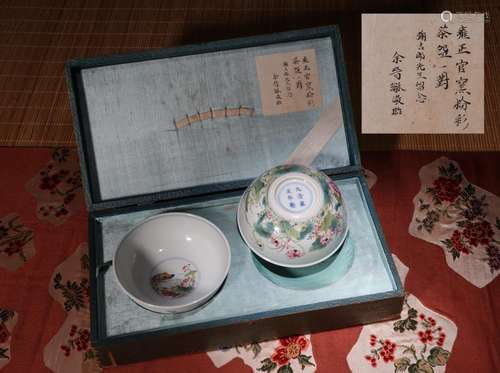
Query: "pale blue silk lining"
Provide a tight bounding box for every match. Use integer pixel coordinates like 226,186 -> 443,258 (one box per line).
99,177 -> 396,337
81,37 -> 349,201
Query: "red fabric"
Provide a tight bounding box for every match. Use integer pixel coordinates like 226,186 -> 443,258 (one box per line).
0,148 -> 498,372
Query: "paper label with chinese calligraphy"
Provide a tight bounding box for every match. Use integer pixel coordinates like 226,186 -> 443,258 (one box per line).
362,13 -> 484,133
256,49 -> 322,116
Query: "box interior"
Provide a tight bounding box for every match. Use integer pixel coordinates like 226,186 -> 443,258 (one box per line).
97,176 -> 398,338
80,37 -> 351,202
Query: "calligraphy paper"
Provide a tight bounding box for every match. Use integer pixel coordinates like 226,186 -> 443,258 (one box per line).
256,49 -> 322,116
362,13 -> 484,133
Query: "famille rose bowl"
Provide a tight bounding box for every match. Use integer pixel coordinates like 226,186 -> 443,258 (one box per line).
237,164 -> 348,268
114,213 -> 231,314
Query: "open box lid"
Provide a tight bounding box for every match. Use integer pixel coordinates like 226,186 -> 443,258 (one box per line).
66,26 -> 361,211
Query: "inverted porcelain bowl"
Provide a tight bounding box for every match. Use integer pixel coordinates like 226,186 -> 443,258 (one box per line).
237,164 -> 348,268
114,213 -> 231,313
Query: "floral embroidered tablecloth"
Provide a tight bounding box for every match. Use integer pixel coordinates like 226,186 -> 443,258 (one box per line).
0,148 -> 498,373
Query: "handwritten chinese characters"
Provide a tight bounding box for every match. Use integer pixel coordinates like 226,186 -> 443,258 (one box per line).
390,22 -> 474,123
390,51 -> 406,115
435,24 -> 451,94
256,49 -> 322,116
362,14 -> 483,133
454,25 -> 472,129
416,30 -> 428,104
433,23 -> 473,129
273,73 -> 282,106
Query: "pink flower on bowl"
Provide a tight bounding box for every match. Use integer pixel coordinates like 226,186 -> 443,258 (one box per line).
286,249 -> 305,259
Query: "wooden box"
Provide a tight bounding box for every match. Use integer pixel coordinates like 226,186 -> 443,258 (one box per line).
65,25 -> 404,366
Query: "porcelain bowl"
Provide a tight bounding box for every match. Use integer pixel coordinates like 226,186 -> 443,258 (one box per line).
114,213 -> 231,313
237,164 -> 348,268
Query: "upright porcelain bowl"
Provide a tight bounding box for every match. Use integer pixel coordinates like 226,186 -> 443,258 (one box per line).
237,164 -> 348,268
114,213 -> 231,313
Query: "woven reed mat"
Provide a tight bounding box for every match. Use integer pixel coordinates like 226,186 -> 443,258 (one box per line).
1,0 -> 499,151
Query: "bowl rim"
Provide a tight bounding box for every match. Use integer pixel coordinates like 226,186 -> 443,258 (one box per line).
113,212 -> 231,313
237,192 -> 349,269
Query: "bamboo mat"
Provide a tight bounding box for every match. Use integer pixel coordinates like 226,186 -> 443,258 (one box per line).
0,0 -> 499,151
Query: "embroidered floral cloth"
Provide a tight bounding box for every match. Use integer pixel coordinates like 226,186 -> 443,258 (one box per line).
0,309 -> 17,370
409,157 -> 499,287
347,255 -> 458,373
0,148 -> 498,373
25,147 -> 83,225
208,336 -> 316,373
0,214 -> 35,271
44,243 -> 101,373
